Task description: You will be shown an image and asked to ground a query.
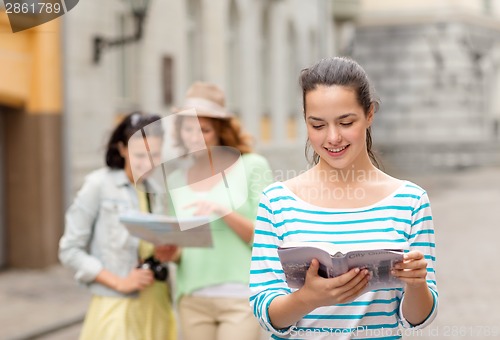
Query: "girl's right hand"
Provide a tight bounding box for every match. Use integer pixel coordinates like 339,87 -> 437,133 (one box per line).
298,259 -> 370,309
116,268 -> 154,294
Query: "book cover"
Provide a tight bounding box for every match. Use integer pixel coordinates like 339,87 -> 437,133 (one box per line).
277,241 -> 404,291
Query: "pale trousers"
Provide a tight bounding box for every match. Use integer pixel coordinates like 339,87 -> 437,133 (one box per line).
179,295 -> 262,340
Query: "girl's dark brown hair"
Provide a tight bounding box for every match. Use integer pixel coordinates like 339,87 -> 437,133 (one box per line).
300,57 -> 381,168
105,112 -> 163,169
174,115 -> 253,154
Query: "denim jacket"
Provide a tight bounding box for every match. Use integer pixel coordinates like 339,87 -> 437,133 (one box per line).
59,168 -> 166,298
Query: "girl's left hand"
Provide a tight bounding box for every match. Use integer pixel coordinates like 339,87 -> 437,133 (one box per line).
391,251 -> 428,287
184,201 -> 230,217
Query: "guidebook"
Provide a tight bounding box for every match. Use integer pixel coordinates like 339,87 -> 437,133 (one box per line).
119,211 -> 213,247
277,241 -> 404,291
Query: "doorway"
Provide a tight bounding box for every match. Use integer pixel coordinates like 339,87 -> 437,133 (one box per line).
0,108 -> 5,269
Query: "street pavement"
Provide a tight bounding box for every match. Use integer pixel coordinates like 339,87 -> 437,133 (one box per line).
0,165 -> 499,339
0,265 -> 89,340
403,165 -> 500,339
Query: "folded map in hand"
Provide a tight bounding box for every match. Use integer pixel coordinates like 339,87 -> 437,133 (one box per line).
119,211 -> 213,247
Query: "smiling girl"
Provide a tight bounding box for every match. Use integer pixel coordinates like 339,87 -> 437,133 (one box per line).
155,82 -> 273,340
59,112 -> 176,340
249,57 -> 438,339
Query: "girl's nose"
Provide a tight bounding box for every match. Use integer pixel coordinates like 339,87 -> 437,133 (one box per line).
326,126 -> 341,144
189,130 -> 203,143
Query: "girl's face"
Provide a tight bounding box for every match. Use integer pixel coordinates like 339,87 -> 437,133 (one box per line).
120,136 -> 163,183
180,116 -> 219,153
305,85 -> 373,170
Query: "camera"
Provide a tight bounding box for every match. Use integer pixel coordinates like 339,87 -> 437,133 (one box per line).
138,256 -> 169,281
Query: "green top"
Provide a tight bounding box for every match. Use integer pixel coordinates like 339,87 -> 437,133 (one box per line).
167,153 -> 273,300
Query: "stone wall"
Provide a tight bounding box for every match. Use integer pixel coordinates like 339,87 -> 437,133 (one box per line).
352,20 -> 500,173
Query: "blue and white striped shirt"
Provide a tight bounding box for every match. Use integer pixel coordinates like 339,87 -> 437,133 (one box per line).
249,181 -> 438,339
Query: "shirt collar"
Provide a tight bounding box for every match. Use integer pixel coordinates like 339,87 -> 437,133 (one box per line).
109,169 -> 132,187
109,169 -> 153,191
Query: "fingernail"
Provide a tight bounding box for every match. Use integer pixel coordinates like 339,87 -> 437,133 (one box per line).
354,268 -> 360,274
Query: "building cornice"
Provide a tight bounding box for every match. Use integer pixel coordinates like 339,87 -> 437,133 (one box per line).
357,9 -> 500,31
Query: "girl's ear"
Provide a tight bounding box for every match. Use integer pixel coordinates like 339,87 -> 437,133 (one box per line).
366,104 -> 375,126
118,142 -> 127,158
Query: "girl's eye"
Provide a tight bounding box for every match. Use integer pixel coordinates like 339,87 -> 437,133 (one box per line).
312,125 -> 324,129
340,122 -> 353,127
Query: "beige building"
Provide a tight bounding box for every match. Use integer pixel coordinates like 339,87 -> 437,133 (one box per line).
1,0 -> 339,269
0,11 -> 63,268
5,0 -> 498,269
64,0 -> 340,194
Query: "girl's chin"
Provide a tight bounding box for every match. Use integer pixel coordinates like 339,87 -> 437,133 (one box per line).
320,160 -> 350,170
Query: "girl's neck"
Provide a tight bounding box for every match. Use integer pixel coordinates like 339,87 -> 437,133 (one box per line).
190,149 -> 215,176
314,155 -> 379,186
124,167 -> 135,184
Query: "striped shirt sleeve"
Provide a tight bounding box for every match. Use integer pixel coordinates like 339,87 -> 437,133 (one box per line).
249,191 -> 294,336
399,191 -> 439,329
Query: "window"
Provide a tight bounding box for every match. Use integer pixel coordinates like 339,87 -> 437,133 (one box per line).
226,0 -> 241,115
260,3 -> 271,141
187,0 -> 203,82
117,12 -> 139,108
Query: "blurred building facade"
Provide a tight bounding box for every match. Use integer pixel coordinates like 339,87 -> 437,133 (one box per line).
1,0 -> 338,269
2,0 -> 500,269
64,0 -> 338,195
0,11 -> 63,268
352,0 -> 500,172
